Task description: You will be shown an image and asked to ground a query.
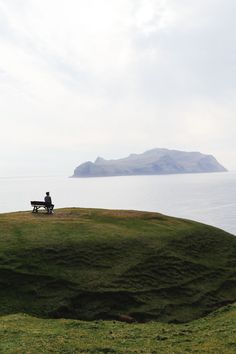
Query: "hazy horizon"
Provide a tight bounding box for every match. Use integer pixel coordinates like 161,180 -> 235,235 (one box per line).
0,0 -> 235,176
0,146 -> 231,178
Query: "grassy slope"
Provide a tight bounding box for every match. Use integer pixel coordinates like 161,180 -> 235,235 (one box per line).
0,208 -> 236,323
1,303 -> 236,353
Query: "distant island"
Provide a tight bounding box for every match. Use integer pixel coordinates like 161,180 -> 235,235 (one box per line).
72,148 -> 227,177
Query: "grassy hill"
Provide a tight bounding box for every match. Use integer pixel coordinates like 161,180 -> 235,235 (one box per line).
1,302 -> 236,353
1,208 -> 236,324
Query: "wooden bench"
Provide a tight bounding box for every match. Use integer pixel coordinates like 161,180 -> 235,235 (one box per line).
31,201 -> 54,214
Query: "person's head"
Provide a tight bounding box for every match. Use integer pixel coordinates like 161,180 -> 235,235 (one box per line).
46,192 -> 50,196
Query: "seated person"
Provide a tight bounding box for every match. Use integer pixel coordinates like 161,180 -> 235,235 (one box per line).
44,192 -> 54,213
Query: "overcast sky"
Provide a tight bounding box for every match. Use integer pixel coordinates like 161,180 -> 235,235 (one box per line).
0,0 -> 235,176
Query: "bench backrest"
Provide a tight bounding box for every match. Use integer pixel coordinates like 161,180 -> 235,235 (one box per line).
31,201 -> 46,206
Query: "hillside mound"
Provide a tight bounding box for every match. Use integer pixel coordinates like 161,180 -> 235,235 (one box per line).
0,208 -> 236,323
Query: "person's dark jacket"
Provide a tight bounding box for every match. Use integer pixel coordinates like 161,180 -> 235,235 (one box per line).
44,196 -> 52,206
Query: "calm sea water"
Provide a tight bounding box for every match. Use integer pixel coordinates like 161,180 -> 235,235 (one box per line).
0,172 -> 235,235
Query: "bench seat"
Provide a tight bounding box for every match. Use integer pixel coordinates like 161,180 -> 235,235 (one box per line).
31,201 -> 53,213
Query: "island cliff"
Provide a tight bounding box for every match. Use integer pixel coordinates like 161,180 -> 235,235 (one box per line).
72,148 -> 227,177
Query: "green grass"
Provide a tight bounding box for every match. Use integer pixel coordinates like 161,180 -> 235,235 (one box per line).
1,302 -> 236,353
1,208 -> 236,324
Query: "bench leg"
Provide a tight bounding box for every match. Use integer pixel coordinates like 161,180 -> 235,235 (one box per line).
32,206 -> 39,213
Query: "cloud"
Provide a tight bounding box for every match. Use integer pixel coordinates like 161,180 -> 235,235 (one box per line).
0,0 -> 235,175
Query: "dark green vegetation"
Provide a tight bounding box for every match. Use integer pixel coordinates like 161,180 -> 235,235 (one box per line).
1,303 -> 236,353
0,208 -> 236,324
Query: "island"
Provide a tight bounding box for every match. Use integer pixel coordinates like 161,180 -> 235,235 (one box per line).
72,148 -> 227,177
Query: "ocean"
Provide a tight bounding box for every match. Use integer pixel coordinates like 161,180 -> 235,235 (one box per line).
0,171 -> 235,235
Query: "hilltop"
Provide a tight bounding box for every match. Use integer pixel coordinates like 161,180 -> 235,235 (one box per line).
72,148 -> 227,177
0,208 -> 236,324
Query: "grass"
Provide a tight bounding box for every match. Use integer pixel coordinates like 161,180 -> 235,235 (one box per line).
1,302 -> 236,353
0,208 -> 236,324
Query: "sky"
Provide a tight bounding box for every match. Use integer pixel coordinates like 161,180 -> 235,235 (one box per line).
0,0 -> 235,176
